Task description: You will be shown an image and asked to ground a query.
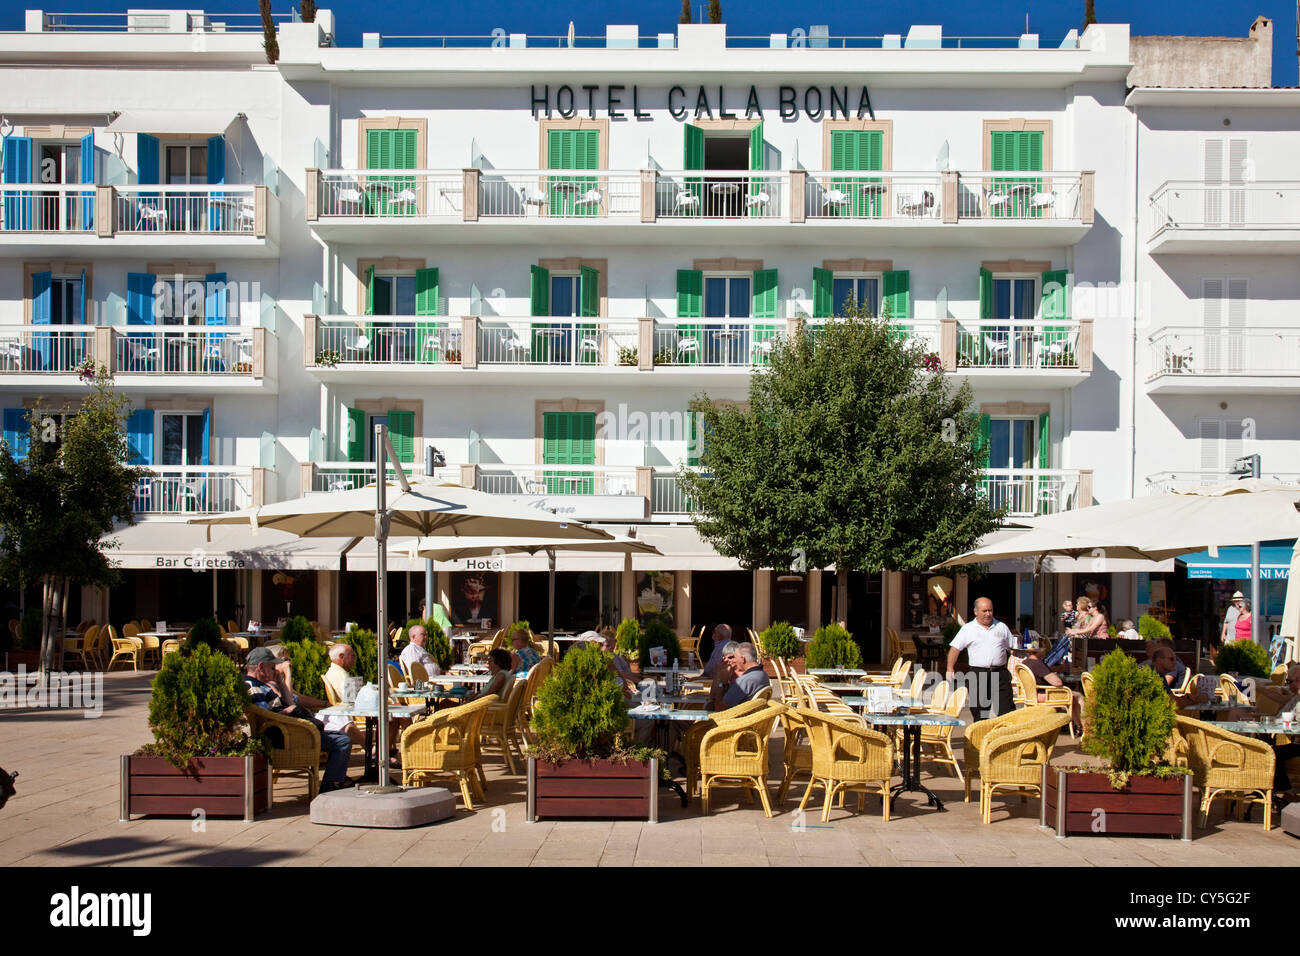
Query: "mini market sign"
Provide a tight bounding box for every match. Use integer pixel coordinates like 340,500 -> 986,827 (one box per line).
530,84 -> 875,121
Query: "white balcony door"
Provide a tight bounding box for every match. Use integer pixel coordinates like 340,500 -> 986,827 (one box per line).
1198,418 -> 1244,483
988,417 -> 1038,515
1201,277 -> 1246,373
1203,138 -> 1248,227
37,142 -> 82,230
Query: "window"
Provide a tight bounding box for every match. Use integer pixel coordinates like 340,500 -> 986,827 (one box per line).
160,412 -> 207,466
989,129 -> 1044,217
546,129 -> 599,217
165,145 -> 207,185
987,417 -> 1039,471
992,276 -> 1037,321
50,274 -> 85,325
369,274 -> 416,316
364,129 -> 418,216
704,275 -> 751,319
156,276 -> 206,326
1201,278 -> 1247,373
680,123 -> 765,218
542,411 -> 596,494
1203,138 -> 1249,226
831,275 -> 880,317
36,142 -> 82,230
829,130 -> 885,218
1199,418 -> 1245,480
549,274 -> 580,317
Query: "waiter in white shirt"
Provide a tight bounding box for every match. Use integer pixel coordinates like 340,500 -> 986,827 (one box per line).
945,597 -> 1014,720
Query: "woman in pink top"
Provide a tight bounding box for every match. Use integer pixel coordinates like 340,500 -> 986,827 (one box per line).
1234,600 -> 1253,641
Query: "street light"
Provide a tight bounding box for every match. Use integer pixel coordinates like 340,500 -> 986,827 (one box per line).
1230,454 -> 1262,645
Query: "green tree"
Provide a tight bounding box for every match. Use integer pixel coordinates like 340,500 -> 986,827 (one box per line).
708,0 -> 721,24
300,0 -> 317,23
0,370 -> 143,676
1083,0 -> 1097,27
260,0 -> 279,63
679,0 -> 692,24
678,303 -> 999,630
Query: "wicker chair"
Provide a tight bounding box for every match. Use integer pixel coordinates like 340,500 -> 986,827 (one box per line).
467,628 -> 504,664
963,705 -> 1055,803
796,705 -> 896,822
160,639 -> 182,658
861,657 -> 911,688
775,706 -> 814,804
93,626 -> 119,671
1177,715 -> 1275,831
907,667 -> 927,700
1219,675 -> 1251,707
245,705 -> 323,804
64,625 -> 94,671
928,679 -> 951,712
698,701 -> 785,817
122,622 -> 139,639
108,633 -> 142,671
683,698 -> 773,799
1013,662 -> 1076,739
919,685 -> 969,783
480,679 -> 527,775
401,695 -> 495,809
979,711 -> 1070,824
519,656 -> 555,739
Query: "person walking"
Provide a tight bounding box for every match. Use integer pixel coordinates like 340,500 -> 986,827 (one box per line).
946,597 -> 1014,721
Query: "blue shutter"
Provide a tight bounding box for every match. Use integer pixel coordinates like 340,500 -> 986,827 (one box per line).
127,409 -> 154,465
200,408 -> 211,466
3,408 -> 31,461
126,272 -> 156,371
3,136 -> 33,231
80,132 -> 95,229
207,136 -> 225,230
32,271 -> 52,371
136,134 -> 159,185
205,272 -> 227,371
79,268 -> 87,324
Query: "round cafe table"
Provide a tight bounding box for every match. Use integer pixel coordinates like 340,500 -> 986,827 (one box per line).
628,703 -> 712,806
860,712 -> 964,812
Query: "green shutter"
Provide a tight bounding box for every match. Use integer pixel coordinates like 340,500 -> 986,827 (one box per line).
683,124 -> 704,216
548,129 -> 599,216
991,130 -> 1043,217
686,410 -> 701,467
529,264 -> 550,362
388,410 -> 415,464
366,128 -> 417,215
748,123 -> 764,170
345,407 -> 366,463
1041,269 -> 1070,365
752,269 -> 779,366
578,265 -> 599,365
812,267 -> 834,318
1037,413 -> 1050,471
969,267 -> 994,366
543,411 -> 595,494
976,413 -> 991,469
882,270 -> 910,322
415,267 -> 443,363
978,267 -> 993,319
365,264 -> 376,316
831,130 -> 883,217
1019,131 -> 1043,172
676,269 -> 702,366
990,131 -> 1012,172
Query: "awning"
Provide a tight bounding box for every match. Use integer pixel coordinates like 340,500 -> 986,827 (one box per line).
345,537 -> 627,573
628,524 -> 745,571
106,110 -> 242,135
1178,540 -> 1296,581
103,522 -> 355,571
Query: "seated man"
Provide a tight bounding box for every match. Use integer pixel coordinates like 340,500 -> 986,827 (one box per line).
1022,636 -> 1082,732
1117,619 -> 1140,641
714,642 -> 770,710
399,624 -> 442,679
705,641 -> 740,707
1150,646 -> 1199,710
322,644 -> 365,747
244,647 -> 354,794
700,624 -> 734,681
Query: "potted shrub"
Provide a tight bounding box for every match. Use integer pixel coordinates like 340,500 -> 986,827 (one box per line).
1047,649 -> 1191,838
277,617 -> 329,699
123,644 -> 269,821
1214,640 -> 1271,680
614,617 -> 642,660
639,615 -> 680,671
526,642 -> 662,821
806,623 -> 862,670
342,625 -> 378,683
759,620 -> 801,674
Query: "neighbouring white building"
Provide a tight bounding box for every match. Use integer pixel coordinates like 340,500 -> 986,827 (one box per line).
1,10 -> 1295,654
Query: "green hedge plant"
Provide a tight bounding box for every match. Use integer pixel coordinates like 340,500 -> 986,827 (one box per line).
277,615 -> 316,647
614,618 -> 642,659
1137,614 -> 1172,642
1082,649 -> 1178,788
145,643 -> 262,769
342,626 -> 378,684
282,638 -> 329,701
806,623 -> 862,669
639,617 -> 681,669
760,621 -> 800,660
531,642 -> 629,759
186,616 -> 222,653
1214,640 -> 1271,679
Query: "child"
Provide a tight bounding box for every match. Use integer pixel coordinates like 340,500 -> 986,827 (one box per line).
1059,600 -> 1076,631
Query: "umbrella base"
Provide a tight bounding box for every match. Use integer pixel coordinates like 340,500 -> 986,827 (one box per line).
310,785 -> 456,829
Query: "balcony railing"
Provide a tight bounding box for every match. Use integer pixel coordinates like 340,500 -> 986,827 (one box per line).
980,469 -> 1082,516
0,324 -> 270,379
1146,327 -> 1300,379
309,168 -> 1094,226
0,326 -> 93,372
0,184 -> 95,232
306,461 -> 457,494
476,464 -> 639,497
314,317 -> 462,365
114,185 -> 258,234
1146,471 -> 1300,493
134,467 -> 253,515
478,170 -> 641,218
115,327 -> 255,374
956,320 -> 1081,369
476,319 -> 639,366
1150,181 -> 1300,235
651,472 -> 694,515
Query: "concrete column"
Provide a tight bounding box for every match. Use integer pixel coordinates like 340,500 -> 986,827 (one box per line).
939,318 -> 957,370
941,171 -> 959,223
1076,469 -> 1094,508
637,316 -> 654,370
805,569 -> 823,633
752,570 -> 772,633
94,326 -> 116,372
883,570 -> 905,634
253,185 -> 268,238
299,462 -> 315,496
1076,319 -> 1093,372
316,571 -> 337,631
459,463 -> 479,490
251,466 -> 269,507
462,168 -> 480,222
95,186 -> 115,238
676,570 -> 692,635
955,573 -> 970,621
635,464 -> 652,502
621,558 -> 637,622
460,316 -> 478,368
437,572 -> 452,616
639,170 -> 657,223
302,314 -> 317,367
252,326 -> 267,378
499,572 -> 517,625
250,570 -> 264,625
1079,170 -> 1095,225
304,168 -> 319,220
789,169 -> 806,222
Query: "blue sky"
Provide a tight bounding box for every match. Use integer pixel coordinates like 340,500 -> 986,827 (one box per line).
2,0 -> 1294,84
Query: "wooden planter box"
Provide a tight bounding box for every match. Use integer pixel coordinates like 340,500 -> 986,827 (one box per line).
527,756 -> 658,823
120,754 -> 270,822
1044,766 -> 1192,840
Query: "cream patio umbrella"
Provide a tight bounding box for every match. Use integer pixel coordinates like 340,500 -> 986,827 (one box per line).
191,427 -> 616,789
411,534 -> 662,658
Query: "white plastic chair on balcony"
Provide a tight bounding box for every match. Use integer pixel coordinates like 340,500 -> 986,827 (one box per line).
899,190 -> 936,218
389,188 -> 418,212
574,188 -> 602,211
136,200 -> 168,231
177,477 -> 207,514
745,190 -> 771,212
422,333 -> 442,361
982,333 -> 1010,366
822,188 -> 851,211
1044,329 -> 1078,367
984,189 -> 1010,214
498,330 -> 528,362
676,335 -> 699,361
578,333 -> 601,361
124,338 -> 161,371
520,187 -> 548,214
751,338 -> 774,362
2,338 -> 22,370
673,190 -> 699,213
1030,191 -> 1057,214
344,333 -> 371,361
335,184 -> 365,214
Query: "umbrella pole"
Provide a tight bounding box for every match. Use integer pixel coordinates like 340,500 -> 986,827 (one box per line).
375,423 -> 390,790
547,548 -> 556,659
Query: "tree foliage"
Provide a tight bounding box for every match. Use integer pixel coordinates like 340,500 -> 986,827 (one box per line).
806,623 -> 862,669
615,617 -> 642,658
259,0 -> 279,63
531,642 -> 629,758
1137,614 -> 1172,641
707,0 -> 721,24
146,644 -> 261,768
678,308 -> 999,585
679,0 -> 692,24
759,621 -> 800,660
343,626 -> 378,684
0,370 -> 144,672
1083,649 -> 1177,785
187,617 -> 222,653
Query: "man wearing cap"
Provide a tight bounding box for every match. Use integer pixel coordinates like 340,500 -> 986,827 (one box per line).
946,597 -> 1014,720
245,647 -> 355,793
1221,592 -> 1245,643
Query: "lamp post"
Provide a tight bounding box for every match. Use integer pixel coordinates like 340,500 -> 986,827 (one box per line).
423,445 -> 445,624
1231,454 -> 1262,645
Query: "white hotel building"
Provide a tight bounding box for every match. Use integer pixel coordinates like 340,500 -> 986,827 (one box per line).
0,10 -> 1295,655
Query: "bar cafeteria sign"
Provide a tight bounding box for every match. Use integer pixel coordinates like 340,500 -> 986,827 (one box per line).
530,84 -> 874,121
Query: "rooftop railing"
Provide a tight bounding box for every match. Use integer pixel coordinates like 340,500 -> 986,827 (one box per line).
31,10 -> 294,32
1146,326 -> 1300,380
1149,181 -> 1300,236
366,33 -> 1080,50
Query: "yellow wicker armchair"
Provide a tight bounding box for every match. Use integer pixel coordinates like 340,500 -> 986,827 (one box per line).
698,702 -> 786,816
401,695 -> 495,810
64,625 -> 94,671
861,657 -> 911,688
927,679 -> 950,713
963,706 -> 1055,803
137,634 -> 162,668
907,667 -> 927,700
1177,715 -> 1275,831
467,628 -> 505,664
919,686 -> 969,783
683,698 -> 773,799
1219,675 -> 1251,707
481,679 -> 527,775
1013,663 -> 1076,739
108,634 -> 142,671
978,711 -> 1070,824
796,706 -> 896,822
519,656 -> 555,739
245,706 -> 323,804
775,706 -> 814,804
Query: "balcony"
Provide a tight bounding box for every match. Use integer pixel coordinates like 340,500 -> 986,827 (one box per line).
944,318 -> 1093,387
1148,181 -> 1300,254
306,167 -> 1094,247
0,184 -> 278,257
298,461 -> 458,495
0,325 -> 276,394
1146,471 -> 1300,493
1144,326 -> 1300,394
134,467 -> 266,516
979,468 -> 1092,516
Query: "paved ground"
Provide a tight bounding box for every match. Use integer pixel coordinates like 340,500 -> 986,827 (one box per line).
1,671 -> 1296,867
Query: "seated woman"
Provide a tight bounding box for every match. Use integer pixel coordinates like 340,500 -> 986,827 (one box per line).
509,630 -> 542,676
469,648 -> 515,702
1066,596 -> 1107,640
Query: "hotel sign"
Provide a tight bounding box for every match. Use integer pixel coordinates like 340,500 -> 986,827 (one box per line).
530,84 -> 874,121
507,493 -> 648,522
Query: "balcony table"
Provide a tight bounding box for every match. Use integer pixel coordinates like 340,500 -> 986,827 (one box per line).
860,712 -> 965,811
807,668 -> 870,678
373,325 -> 412,362
1209,718 -> 1296,737
317,702 -> 425,782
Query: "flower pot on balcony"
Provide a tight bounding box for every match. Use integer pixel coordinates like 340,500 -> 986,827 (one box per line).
120,754 -> 271,822
526,756 -> 658,822
1044,766 -> 1192,839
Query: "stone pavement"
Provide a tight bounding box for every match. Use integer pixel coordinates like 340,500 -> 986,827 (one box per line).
1,671 -> 1296,867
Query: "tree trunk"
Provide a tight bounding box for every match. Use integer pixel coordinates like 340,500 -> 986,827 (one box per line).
58,575 -> 69,670
39,575 -> 56,681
